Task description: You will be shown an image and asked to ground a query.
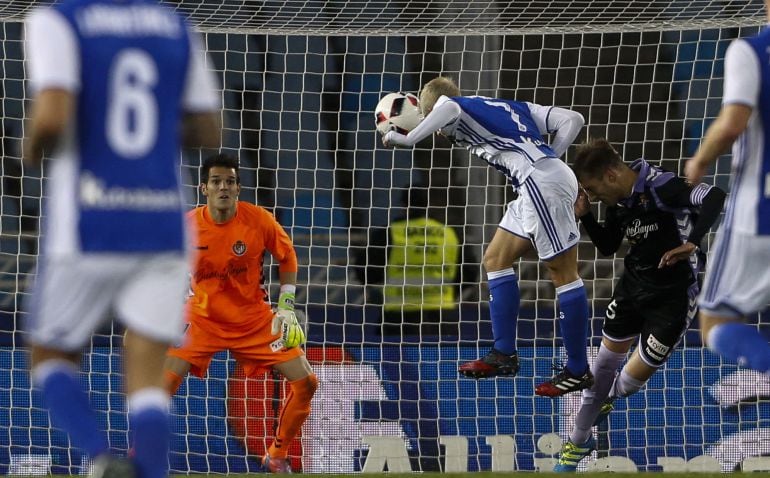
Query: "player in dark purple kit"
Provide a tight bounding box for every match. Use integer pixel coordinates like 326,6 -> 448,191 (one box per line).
554,138 -> 725,472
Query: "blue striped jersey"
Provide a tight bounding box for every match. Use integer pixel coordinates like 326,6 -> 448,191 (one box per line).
439,96 -> 557,185
723,30 -> 770,235
31,0 -> 199,253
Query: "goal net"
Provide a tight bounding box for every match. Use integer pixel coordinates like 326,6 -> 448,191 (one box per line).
1,0 -> 769,474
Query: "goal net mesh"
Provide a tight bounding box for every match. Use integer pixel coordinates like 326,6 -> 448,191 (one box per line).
0,0 -> 768,474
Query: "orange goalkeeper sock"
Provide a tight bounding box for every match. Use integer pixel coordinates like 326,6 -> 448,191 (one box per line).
164,370 -> 184,395
267,373 -> 318,459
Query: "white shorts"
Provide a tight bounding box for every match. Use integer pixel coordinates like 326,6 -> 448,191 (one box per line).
499,158 -> 580,259
699,229 -> 770,317
26,254 -> 188,351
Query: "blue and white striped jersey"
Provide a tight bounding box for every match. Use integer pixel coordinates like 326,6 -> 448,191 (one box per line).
721,29 -> 770,236
386,94 -> 583,186
447,96 -> 556,158
440,96 -> 556,185
26,0 -> 218,255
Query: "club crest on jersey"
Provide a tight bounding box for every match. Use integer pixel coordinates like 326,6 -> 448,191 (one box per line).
232,240 -> 247,256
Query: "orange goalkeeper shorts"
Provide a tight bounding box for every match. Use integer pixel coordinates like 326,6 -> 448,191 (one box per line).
167,316 -> 305,378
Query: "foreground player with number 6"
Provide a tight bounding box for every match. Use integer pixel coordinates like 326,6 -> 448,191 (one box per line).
553,139 -> 725,472
164,154 -> 317,474
381,77 -> 592,396
23,0 -> 221,477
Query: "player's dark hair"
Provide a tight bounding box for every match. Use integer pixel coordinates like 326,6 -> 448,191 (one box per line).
201,153 -> 240,184
572,138 -> 624,181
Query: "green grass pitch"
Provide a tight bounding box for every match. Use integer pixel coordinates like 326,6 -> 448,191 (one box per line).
162,474 -> 728,478
46,472 -> 734,477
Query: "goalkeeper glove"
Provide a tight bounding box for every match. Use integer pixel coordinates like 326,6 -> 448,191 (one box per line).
271,289 -> 305,348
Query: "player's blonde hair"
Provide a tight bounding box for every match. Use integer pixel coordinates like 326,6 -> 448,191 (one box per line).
419,76 -> 460,115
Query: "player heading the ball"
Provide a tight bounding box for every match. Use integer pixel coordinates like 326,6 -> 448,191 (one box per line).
380,77 -> 591,397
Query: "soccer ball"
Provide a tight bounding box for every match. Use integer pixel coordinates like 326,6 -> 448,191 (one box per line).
375,92 -> 422,136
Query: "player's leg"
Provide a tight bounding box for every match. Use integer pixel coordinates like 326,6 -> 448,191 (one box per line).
571,338 -> 633,437
165,320 -> 222,391
556,293 -> 643,472
553,335 -> 634,471
263,356 -> 319,472
26,257 -> 119,466
556,288 -> 694,472
458,225 -> 531,378
608,290 -> 694,400
30,347 -> 113,461
536,247 -> 593,397
231,318 -> 315,473
117,255 -> 188,478
543,244 -> 590,375
122,330 -> 172,478
701,312 -> 770,372
565,291 -> 641,440
515,160 -> 591,395
698,231 -> 770,373
560,338 -> 675,472
163,355 -> 192,395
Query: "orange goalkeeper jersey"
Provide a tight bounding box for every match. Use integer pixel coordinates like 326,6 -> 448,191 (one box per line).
186,201 -> 298,337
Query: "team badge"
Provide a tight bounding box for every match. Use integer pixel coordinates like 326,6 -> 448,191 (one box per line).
232,240 -> 247,256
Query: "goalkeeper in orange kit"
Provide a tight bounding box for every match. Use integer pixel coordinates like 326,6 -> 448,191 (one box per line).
165,153 -> 317,474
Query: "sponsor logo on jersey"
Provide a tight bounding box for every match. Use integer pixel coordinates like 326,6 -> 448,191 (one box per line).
626,218 -> 659,240
79,172 -> 180,211
194,263 -> 247,282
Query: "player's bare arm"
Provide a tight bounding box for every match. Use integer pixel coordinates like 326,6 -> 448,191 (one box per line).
23,89 -> 74,167
657,242 -> 698,269
686,103 -> 752,184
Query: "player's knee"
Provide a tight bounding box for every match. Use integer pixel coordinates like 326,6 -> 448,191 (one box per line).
546,262 -> 580,287
482,249 -> 501,271
613,370 -> 646,398
291,373 -> 318,402
700,313 -> 730,347
164,370 -> 184,395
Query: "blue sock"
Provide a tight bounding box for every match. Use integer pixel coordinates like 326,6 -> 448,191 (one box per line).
556,280 -> 589,376
33,361 -> 109,458
488,269 -> 519,355
130,389 -> 171,478
709,322 -> 770,373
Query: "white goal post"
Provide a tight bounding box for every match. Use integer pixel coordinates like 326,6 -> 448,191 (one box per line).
1,0 -> 769,474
